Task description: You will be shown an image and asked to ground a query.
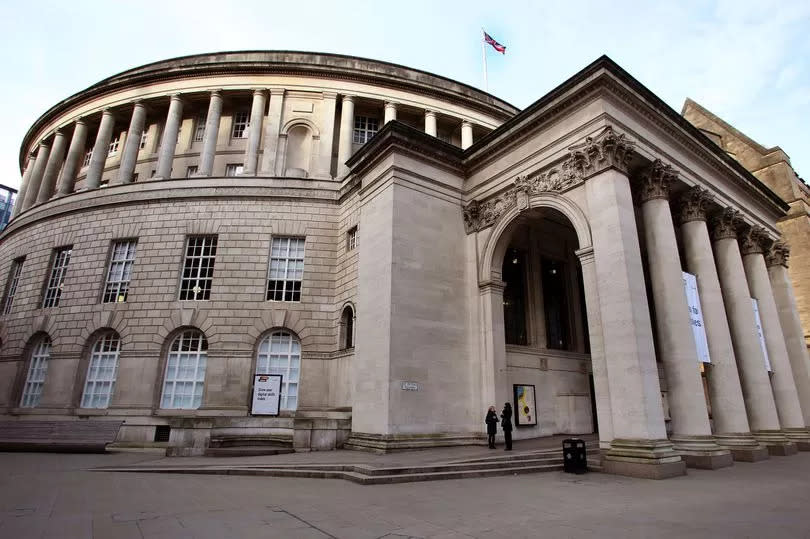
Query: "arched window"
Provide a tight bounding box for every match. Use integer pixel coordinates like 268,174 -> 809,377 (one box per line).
160,329 -> 208,409
340,305 -> 354,350
81,332 -> 121,408
256,330 -> 300,410
20,335 -> 52,408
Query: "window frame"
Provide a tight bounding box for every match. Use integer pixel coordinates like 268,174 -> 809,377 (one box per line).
224,163 -> 244,177
108,133 -> 121,156
193,113 -> 206,142
186,165 -> 199,178
178,235 -> 218,301
2,257 -> 25,315
80,332 -> 121,409
353,116 -> 379,144
266,237 -> 305,302
101,239 -> 138,304
82,149 -> 93,168
231,111 -> 250,139
42,246 -> 72,309
139,131 -> 148,150
159,329 -> 208,410
346,226 -> 358,252
255,330 -> 300,411
20,336 -> 51,408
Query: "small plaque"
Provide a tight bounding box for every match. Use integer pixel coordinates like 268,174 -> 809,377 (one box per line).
401,381 -> 419,391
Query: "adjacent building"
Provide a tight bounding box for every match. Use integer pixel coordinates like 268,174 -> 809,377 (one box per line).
0,185 -> 16,231
2,52 -> 810,479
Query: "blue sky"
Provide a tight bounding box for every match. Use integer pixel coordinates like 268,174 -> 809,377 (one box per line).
1,0 -> 808,189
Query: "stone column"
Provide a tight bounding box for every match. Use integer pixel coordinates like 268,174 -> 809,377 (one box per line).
336,95 -> 355,178
767,242 -> 810,441
741,227 -> 809,450
116,102 -> 147,184
575,126 -> 684,478
711,208 -> 793,454
461,121 -> 474,150
242,89 -> 266,176
259,89 -> 285,176
479,281 -> 509,417
85,109 -> 115,189
384,102 -> 397,124
638,161 -> 730,469
198,90 -> 223,176
576,246 -> 614,448
155,95 -> 183,179
678,187 -> 767,462
11,154 -> 35,217
314,92 -> 337,179
57,120 -> 88,196
424,110 -> 437,137
36,130 -> 68,204
22,143 -> 50,210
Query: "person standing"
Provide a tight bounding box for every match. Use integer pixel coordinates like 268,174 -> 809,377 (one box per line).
501,402 -> 513,451
485,406 -> 498,449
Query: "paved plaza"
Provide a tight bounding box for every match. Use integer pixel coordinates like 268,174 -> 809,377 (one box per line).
1,446 -> 810,538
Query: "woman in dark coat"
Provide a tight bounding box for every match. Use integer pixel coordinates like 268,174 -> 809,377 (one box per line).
501,402 -> 513,451
485,406 -> 498,449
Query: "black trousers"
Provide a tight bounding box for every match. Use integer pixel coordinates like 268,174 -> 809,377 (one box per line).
487,433 -> 496,448
504,429 -> 512,450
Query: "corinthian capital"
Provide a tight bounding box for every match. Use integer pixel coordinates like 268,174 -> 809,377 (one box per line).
739,225 -> 767,255
638,159 -> 678,203
678,185 -> 713,224
710,207 -> 743,242
765,240 -> 790,268
567,126 -> 635,179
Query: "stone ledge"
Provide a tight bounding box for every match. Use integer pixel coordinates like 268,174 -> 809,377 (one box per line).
345,432 -> 487,454
602,458 -> 687,480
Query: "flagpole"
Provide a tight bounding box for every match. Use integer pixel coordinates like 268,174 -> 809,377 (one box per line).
481,28 -> 488,92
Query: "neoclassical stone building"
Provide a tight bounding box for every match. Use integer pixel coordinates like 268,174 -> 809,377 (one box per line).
2,52 -> 810,478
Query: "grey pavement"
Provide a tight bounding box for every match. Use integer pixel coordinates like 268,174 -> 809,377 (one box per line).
1,447 -> 810,539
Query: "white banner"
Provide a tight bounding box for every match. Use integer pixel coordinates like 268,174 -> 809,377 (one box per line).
751,299 -> 773,372
251,374 -> 283,415
682,272 -> 711,363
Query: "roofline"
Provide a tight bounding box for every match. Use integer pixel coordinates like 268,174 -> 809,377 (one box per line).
467,55 -> 789,212
20,50 -> 520,168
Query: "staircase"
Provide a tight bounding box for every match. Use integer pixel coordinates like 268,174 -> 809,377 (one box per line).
101,441 -> 601,484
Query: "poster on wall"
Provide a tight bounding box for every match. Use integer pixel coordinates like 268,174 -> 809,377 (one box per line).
513,384 -> 537,427
751,299 -> 773,372
682,272 -> 711,363
251,374 -> 283,416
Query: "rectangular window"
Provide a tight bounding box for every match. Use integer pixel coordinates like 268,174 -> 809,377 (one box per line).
179,236 -> 217,301
139,131 -> 148,150
347,226 -> 358,251
225,163 -> 244,177
102,240 -> 137,303
186,165 -> 198,178
42,247 -> 72,308
108,134 -> 120,156
193,114 -> 206,142
353,116 -> 379,144
267,237 -> 305,302
82,150 -> 92,168
231,111 -> 249,139
2,257 -> 24,315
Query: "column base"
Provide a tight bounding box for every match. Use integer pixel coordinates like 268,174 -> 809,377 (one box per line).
602,438 -> 686,479
783,427 -> 810,451
670,435 -> 733,469
753,430 -> 797,456
713,432 -> 770,462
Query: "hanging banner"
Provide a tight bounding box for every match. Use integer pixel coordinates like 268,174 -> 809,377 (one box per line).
682,272 -> 711,363
751,299 -> 773,372
251,374 -> 283,416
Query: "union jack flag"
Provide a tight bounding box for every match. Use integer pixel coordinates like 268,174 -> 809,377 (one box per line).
483,31 -> 506,54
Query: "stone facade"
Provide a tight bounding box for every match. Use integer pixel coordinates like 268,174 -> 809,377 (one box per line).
2,53 -> 810,478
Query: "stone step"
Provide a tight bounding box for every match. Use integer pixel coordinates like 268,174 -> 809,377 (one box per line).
203,447 -> 296,457
208,435 -> 292,449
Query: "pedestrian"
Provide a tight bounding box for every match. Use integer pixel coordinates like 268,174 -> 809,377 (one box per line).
485,406 -> 498,449
501,402 -> 513,451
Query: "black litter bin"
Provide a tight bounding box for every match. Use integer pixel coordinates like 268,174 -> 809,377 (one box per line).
562,438 -> 587,474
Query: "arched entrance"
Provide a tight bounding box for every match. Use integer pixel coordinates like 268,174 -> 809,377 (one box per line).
478,193 -> 613,446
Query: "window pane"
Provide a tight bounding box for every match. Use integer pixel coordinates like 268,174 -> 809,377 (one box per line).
160,330 -> 208,409
255,330 -> 301,411
266,237 -> 305,303
81,332 -> 121,408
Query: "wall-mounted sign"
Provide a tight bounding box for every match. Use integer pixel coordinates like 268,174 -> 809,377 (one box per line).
751,299 -> 773,372
682,272 -> 711,363
251,374 -> 282,416
400,381 -> 420,391
513,384 -> 537,427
